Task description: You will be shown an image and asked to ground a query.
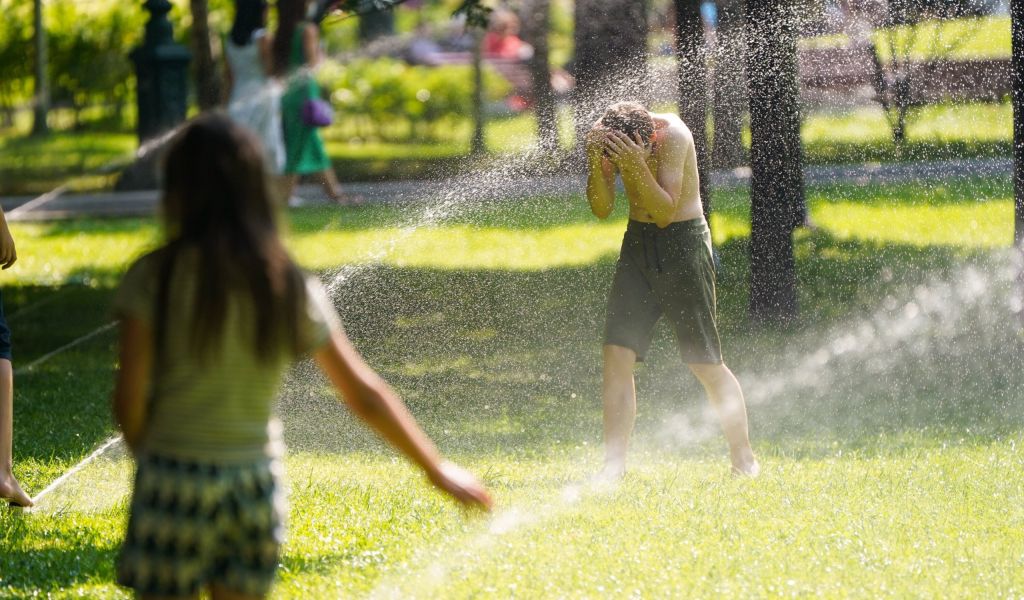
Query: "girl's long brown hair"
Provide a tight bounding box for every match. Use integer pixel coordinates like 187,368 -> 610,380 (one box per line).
272,0 -> 310,75
156,113 -> 305,362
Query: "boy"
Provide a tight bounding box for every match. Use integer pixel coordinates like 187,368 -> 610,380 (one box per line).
585,101 -> 758,478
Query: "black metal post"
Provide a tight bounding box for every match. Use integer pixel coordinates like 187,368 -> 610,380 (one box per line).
131,0 -> 190,143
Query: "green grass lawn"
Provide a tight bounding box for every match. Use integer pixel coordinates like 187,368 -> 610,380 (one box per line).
1,176 -> 1022,597
802,15 -> 1010,61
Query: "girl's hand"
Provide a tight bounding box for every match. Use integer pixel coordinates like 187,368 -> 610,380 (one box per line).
0,225 -> 16,269
427,461 -> 493,511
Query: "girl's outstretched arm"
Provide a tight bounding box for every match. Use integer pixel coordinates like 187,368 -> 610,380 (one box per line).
315,329 -> 492,510
112,316 -> 153,453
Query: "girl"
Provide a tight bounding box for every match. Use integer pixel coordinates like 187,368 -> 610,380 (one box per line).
112,114 -> 490,600
273,0 -> 361,205
224,0 -> 286,174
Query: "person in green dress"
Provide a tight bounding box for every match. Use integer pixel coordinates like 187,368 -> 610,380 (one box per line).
273,0 -> 360,205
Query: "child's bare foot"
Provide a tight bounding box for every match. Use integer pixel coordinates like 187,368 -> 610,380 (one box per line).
731,458 -> 761,478
326,186 -> 365,207
0,472 -> 32,507
730,447 -> 760,478
594,460 -> 625,485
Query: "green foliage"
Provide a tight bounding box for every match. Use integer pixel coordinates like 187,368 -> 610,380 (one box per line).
0,0 -> 36,125
46,2 -> 145,129
318,57 -> 510,142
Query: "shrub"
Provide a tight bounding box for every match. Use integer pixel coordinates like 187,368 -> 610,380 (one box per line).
317,57 -> 511,142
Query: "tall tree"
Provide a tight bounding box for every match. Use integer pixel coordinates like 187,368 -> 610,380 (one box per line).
190,0 -> 221,110
31,0 -> 49,136
471,28 -> 485,156
746,0 -> 804,323
712,0 -> 746,169
674,0 -> 710,222
572,0 -> 649,149
1013,0 -> 1024,247
519,0 -> 558,149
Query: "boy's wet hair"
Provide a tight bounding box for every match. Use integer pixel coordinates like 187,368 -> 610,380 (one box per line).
601,101 -> 654,146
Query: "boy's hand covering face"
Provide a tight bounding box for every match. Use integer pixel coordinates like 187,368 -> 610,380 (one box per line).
601,130 -> 651,171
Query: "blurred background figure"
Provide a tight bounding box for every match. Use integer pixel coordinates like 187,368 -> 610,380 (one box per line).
274,0 -> 358,205
484,9 -> 533,61
224,0 -> 286,175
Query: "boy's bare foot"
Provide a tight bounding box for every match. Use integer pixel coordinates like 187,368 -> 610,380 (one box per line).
0,472 -> 33,507
730,446 -> 760,478
731,458 -> 761,478
594,460 -> 625,485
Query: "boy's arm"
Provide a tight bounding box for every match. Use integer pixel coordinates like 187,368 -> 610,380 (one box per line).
604,130 -> 686,228
0,208 -> 17,269
585,127 -> 617,219
314,329 -> 492,509
112,316 -> 153,453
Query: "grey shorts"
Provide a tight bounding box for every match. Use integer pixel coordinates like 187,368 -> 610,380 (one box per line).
604,218 -> 723,364
117,453 -> 286,597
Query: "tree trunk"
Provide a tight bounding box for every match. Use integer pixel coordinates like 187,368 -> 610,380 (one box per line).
571,0 -> 649,152
471,29 -> 485,156
31,0 -> 49,136
712,0 -> 747,169
746,0 -> 804,324
520,0 -> 558,150
1013,0 -> 1024,247
674,0 -> 711,222
190,0 -> 221,110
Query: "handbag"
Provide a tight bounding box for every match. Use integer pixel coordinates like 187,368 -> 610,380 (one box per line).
301,97 -> 333,127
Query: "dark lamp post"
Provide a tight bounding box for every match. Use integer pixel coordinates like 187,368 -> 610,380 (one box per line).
131,0 -> 190,143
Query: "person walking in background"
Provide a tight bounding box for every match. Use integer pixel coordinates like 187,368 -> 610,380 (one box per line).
224,0 -> 286,176
273,0 -> 360,205
0,207 -> 30,508
112,114 -> 490,599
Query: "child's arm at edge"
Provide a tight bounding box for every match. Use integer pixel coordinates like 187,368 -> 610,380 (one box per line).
112,316 -> 153,454
315,329 -> 492,510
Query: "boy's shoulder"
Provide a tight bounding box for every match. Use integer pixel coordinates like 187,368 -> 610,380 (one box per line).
653,113 -> 691,139
651,113 -> 693,156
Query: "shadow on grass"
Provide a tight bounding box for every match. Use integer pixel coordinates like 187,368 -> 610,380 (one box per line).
0,512 -> 119,592
6,283 -> 120,491
281,231 -> 1021,461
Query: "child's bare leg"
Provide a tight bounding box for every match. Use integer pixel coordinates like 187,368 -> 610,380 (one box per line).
602,344 -> 638,479
319,168 -> 342,200
688,362 -> 759,476
283,174 -> 299,202
0,358 -> 32,507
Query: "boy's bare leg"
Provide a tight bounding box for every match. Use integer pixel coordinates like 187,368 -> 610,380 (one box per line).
688,362 -> 759,476
602,344 -> 638,479
0,359 -> 32,506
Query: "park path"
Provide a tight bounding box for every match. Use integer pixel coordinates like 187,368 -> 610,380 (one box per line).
0,157 -> 1011,222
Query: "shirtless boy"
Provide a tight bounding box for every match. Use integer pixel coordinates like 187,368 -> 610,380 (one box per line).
585,101 -> 759,478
